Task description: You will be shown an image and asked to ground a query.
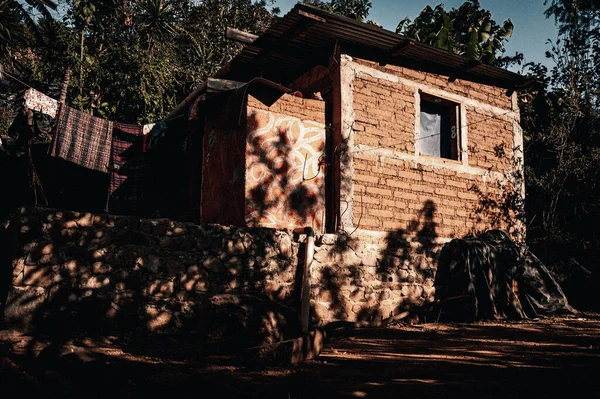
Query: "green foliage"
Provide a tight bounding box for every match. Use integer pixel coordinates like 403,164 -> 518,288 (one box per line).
4,0 -> 278,124
302,0 -> 372,21
397,1 -> 520,67
0,0 -> 55,59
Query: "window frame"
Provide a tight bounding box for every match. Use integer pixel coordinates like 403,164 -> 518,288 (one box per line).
418,91 -> 461,162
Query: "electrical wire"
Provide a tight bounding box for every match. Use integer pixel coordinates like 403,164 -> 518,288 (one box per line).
348,108 -> 517,156
3,71 -> 185,125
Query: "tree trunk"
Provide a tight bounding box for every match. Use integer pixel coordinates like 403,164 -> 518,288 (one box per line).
80,28 -> 85,96
59,67 -> 72,104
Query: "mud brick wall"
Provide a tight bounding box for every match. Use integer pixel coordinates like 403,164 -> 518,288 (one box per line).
2,207 -> 299,335
247,94 -> 325,124
339,55 -> 524,240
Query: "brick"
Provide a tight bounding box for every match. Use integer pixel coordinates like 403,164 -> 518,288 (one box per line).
357,218 -> 380,228
369,209 -> 394,218
371,166 -> 397,176
446,180 -> 468,189
394,191 -> 418,201
410,184 -> 435,194
382,199 -> 396,208
354,174 -> 380,184
383,220 -> 402,230
386,179 -> 410,189
397,171 -> 422,181
457,192 -> 478,201
367,187 -> 392,197
435,188 -> 457,197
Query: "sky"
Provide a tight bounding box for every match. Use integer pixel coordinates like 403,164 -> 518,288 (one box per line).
275,0 -> 559,72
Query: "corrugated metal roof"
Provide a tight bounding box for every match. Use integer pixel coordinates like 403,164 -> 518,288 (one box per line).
224,3 -> 531,91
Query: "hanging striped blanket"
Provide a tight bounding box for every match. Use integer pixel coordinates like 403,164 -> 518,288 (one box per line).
108,122 -> 145,214
49,106 -> 114,173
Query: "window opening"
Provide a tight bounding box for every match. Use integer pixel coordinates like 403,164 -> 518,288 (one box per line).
419,92 -> 460,160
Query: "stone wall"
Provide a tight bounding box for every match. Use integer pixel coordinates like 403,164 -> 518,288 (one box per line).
311,230 -> 437,325
1,206 -> 440,335
338,55 -> 525,241
2,206 -> 300,339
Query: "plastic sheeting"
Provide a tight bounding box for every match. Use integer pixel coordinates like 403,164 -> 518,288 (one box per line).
435,230 -> 576,321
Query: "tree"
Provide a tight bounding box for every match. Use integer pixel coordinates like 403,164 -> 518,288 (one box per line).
0,0 -> 57,69
397,0 -> 521,67
302,0 -> 372,21
520,0 -> 600,303
6,0 -> 278,124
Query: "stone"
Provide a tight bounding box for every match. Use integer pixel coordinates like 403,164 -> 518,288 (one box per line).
39,254 -> 56,265
93,214 -> 110,227
317,289 -> 335,303
92,262 -> 111,274
361,251 -> 379,267
347,239 -> 365,254
277,234 -> 293,259
146,280 -> 175,297
24,253 -> 38,266
380,289 -> 391,300
226,257 -> 243,273
398,269 -> 409,281
91,248 -> 107,260
313,248 -> 333,263
75,213 -> 94,227
340,249 -> 361,266
3,286 -> 47,331
12,258 -> 25,278
81,275 -> 110,290
63,260 -> 88,277
38,241 -> 54,255
423,285 -> 435,299
159,237 -> 174,248
166,258 -> 184,273
151,221 -> 168,236
195,236 -> 211,251
313,302 -> 330,321
22,266 -> 59,287
202,256 -> 222,271
166,226 -> 187,237
318,234 -> 337,245
225,238 -> 246,256
407,270 -> 416,283
210,237 -> 224,254
146,310 -> 172,331
138,254 -> 161,273
193,280 -> 209,292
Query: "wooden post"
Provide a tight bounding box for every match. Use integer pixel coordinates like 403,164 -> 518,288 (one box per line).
225,28 -> 258,45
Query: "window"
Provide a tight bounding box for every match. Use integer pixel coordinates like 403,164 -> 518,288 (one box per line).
419,92 -> 460,160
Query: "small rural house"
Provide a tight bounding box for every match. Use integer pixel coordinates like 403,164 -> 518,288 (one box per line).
189,3 -> 528,239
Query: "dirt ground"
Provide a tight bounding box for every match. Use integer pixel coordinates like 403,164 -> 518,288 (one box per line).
2,312 -> 600,398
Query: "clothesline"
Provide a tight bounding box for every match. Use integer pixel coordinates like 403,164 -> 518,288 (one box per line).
5,83 -> 193,214
4,72 -> 185,130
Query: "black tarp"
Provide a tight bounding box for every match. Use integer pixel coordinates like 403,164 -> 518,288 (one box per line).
435,230 -> 576,321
